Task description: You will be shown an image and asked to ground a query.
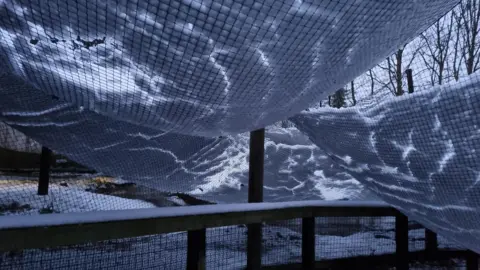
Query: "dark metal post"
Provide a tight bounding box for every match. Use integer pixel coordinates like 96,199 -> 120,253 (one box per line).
37,147 -> 52,195
406,69 -> 414,94
425,229 -> 438,257
395,213 -> 409,270
247,128 -> 265,270
466,251 -> 478,270
302,217 -> 315,270
187,229 -> 206,270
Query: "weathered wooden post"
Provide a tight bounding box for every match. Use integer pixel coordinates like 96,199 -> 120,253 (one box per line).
425,229 -> 438,257
466,250 -> 479,270
37,146 -> 52,195
247,128 -> 265,270
405,69 -> 414,94
302,217 -> 316,270
395,213 -> 409,270
187,229 -> 206,270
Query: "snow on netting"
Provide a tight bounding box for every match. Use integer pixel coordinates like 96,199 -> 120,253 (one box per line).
1,0 -> 480,258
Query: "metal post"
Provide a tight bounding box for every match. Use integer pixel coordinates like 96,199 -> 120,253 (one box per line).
247,128 -> 265,270
37,147 -> 52,195
425,229 -> 438,257
395,213 -> 409,270
302,217 -> 315,270
406,69 -> 414,94
187,229 -> 206,270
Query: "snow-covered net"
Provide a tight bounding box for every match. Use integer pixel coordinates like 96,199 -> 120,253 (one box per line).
1,0 -> 480,259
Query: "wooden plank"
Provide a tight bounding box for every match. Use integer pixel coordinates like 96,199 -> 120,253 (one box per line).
0,202 -> 398,252
37,146 -> 52,195
187,229 -> 206,270
310,205 -> 400,217
425,229 -> 438,256
247,128 -> 265,270
302,217 -> 315,270
395,213 -> 409,270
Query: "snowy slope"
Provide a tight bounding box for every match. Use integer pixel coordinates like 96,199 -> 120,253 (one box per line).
292,74 -> 480,253
0,182 -> 156,215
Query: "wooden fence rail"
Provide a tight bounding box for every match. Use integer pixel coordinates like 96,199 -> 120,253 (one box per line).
0,200 -> 476,269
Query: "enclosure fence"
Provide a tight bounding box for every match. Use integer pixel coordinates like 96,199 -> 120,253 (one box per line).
0,200 -> 477,270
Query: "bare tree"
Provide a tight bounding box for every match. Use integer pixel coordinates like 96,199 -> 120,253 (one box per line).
374,45 -> 420,96
350,80 -> 356,106
450,9 -> 464,81
367,69 -> 375,96
419,14 -> 455,85
458,0 -> 480,75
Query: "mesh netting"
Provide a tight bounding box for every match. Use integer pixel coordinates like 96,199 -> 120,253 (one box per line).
1,0 -> 480,261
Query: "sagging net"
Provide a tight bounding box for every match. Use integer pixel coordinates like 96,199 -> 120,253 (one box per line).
1,0 -> 480,256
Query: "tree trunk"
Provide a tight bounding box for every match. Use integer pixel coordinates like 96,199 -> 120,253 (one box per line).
395,49 -> 404,96
368,69 -> 375,95
351,81 -> 356,106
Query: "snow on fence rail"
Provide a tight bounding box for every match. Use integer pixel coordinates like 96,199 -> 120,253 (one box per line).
0,200 -> 476,270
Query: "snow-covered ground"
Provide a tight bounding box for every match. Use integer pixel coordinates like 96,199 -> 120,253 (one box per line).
292,74 -> 480,253
0,181 -> 156,215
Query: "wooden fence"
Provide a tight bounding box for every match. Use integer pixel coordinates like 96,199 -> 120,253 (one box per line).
0,200 -> 476,270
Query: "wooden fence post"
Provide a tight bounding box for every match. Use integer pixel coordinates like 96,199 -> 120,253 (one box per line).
406,69 -> 414,94
466,250 -> 478,270
187,229 -> 206,270
425,229 -> 438,257
37,147 -> 52,195
395,213 -> 409,270
247,128 -> 265,270
302,217 -> 315,270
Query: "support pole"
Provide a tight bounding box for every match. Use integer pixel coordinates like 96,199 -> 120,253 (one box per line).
466,250 -> 478,270
395,213 -> 409,270
406,69 -> 414,94
425,229 -> 438,257
37,147 -> 52,195
302,217 -> 315,270
247,128 -> 265,270
187,229 -> 206,270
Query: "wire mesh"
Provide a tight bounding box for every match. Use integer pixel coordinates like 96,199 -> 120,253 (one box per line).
206,226 -> 246,270
262,218 -> 302,266
315,216 -> 397,259
0,0 -> 479,265
0,233 -> 187,270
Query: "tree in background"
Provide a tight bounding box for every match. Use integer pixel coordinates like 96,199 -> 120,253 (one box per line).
368,69 -> 375,96
374,44 -> 420,97
450,8 -> 464,81
420,14 -> 455,86
330,89 -> 346,109
458,0 -> 480,75
350,81 -> 356,106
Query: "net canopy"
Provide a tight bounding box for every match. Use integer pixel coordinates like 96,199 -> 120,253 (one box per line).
0,0 -> 456,136
3,0 -> 480,255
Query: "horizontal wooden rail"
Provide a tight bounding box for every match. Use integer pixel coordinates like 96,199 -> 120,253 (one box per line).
0,200 -> 398,252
